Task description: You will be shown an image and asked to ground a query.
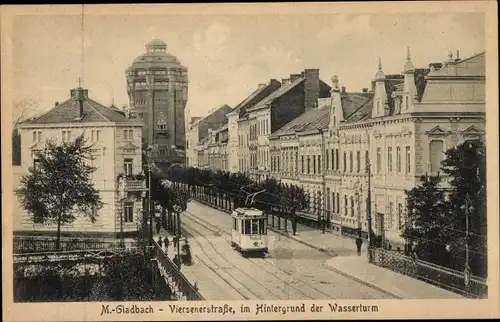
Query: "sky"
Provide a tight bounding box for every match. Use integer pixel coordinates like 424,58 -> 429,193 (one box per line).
10,10 -> 485,121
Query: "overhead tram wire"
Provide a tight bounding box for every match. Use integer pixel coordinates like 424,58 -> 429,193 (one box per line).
187,177 -> 488,257
208,177 -> 488,241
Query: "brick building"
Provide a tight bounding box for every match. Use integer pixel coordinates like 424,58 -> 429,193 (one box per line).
125,39 -> 188,169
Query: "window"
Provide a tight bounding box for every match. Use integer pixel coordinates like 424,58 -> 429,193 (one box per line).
356,151 -> 361,173
301,156 -> 304,173
343,152 -> 347,172
244,219 -> 251,235
350,197 -> 355,217
377,101 -> 380,115
405,146 -> 411,174
344,196 -> 348,216
365,150 -> 369,172
307,157 -> 311,174
397,147 -> 402,173
336,193 -> 340,213
326,188 -> 331,210
91,130 -> 101,141
251,219 -> 259,235
318,156 -> 321,174
376,148 -> 381,173
429,140 -> 444,173
32,131 -> 42,143
332,191 -> 335,212
33,158 -> 41,171
388,147 -> 393,172
124,158 -> 133,176
397,203 -> 403,229
349,151 -> 353,172
259,219 -> 266,234
405,96 -> 409,110
313,156 -> 316,174
331,149 -> 334,169
326,150 -> 329,170
124,129 -> 133,140
62,131 -> 67,142
389,202 -> 394,229
124,203 -> 134,223
335,149 -> 339,170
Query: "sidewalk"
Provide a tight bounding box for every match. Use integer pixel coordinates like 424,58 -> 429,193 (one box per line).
270,223 -> 463,299
324,256 -> 464,299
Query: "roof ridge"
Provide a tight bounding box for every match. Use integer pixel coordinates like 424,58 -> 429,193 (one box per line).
455,51 -> 485,64
86,98 -> 113,122
251,78 -> 304,110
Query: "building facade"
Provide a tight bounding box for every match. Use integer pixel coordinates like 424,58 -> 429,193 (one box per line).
125,39 -> 188,169
185,105 -> 232,168
245,70 -> 331,182
14,87 -> 146,237
186,49 -> 485,249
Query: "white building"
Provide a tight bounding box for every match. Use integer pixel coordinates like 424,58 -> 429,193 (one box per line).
14,87 -> 146,238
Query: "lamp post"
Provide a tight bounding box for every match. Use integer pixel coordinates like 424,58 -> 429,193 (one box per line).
463,194 -> 473,290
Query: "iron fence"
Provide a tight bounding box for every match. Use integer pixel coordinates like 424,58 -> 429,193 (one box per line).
369,247 -> 488,298
153,241 -> 204,301
13,237 -> 139,254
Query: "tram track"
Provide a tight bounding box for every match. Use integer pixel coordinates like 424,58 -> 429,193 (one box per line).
179,228 -> 259,300
182,217 -> 289,300
183,210 -> 333,299
182,207 -> 395,299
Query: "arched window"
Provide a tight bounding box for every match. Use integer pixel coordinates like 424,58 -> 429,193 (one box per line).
377,101 -> 380,115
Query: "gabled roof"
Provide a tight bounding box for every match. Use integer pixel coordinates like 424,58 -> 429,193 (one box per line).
248,77 -> 304,112
25,90 -> 138,125
271,105 -> 330,137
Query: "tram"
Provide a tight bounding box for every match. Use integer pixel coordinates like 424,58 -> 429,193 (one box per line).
230,207 -> 268,257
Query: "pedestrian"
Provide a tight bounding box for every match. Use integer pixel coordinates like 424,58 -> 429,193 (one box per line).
157,236 -> 163,249
355,236 -> 363,256
173,255 -> 181,268
156,218 -> 161,234
164,236 -> 170,252
291,215 -> 297,235
173,236 -> 179,249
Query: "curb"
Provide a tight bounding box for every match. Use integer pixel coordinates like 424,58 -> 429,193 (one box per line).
267,226 -> 337,255
322,263 -> 404,299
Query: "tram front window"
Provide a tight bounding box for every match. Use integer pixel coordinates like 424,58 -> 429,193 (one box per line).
251,219 -> 259,235
244,220 -> 251,235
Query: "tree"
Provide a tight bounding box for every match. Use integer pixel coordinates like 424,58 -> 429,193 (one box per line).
403,174 -> 451,265
441,139 -> 487,277
15,134 -> 103,250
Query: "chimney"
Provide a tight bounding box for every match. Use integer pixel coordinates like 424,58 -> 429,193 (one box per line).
304,69 -> 320,110
455,49 -> 461,62
282,78 -> 291,86
290,73 -> 302,82
362,88 -> 368,93
341,86 -> 346,94
55,101 -> 59,107
258,83 -> 267,89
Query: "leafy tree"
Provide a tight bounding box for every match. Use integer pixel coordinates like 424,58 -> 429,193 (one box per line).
403,174 -> 451,265
15,134 -> 103,250
441,139 -> 487,277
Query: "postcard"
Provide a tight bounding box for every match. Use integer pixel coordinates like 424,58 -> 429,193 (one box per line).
1,2 -> 498,321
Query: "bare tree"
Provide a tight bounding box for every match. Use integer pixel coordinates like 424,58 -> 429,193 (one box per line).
12,98 -> 40,129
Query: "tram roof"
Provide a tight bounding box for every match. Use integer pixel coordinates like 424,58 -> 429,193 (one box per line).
232,208 -> 265,218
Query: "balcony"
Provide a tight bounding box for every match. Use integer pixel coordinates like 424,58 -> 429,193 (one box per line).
117,174 -> 147,198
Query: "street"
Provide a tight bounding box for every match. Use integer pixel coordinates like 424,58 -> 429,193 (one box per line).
171,200 -> 394,300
